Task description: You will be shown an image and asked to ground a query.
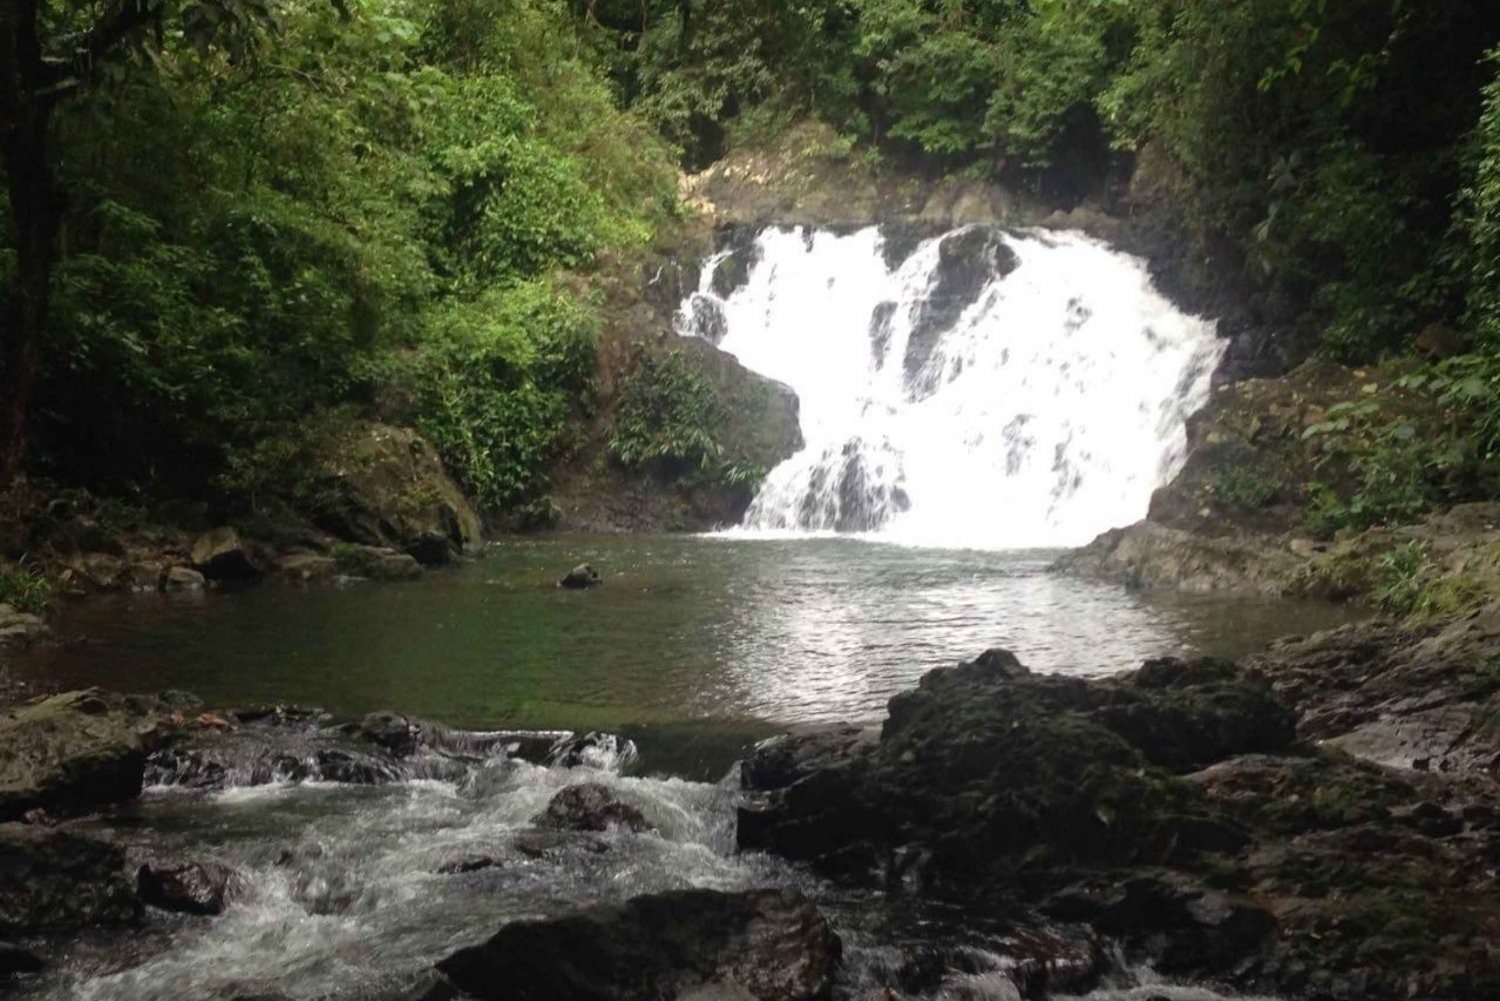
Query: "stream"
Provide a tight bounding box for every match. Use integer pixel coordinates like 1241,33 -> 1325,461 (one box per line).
7,537 -> 1349,1000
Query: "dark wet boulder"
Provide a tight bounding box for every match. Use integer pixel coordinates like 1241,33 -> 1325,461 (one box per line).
435,888 -> 840,1001
358,711 -> 423,758
710,224 -> 762,299
405,530 -> 460,568
1095,656 -> 1298,771
306,422 -> 483,565
353,711 -> 537,765
313,748 -> 400,785
560,564 -> 602,589
0,823 -> 140,934
191,527 -> 262,581
740,649 -> 1240,887
0,690 -> 146,821
739,646 -> 1500,999
1043,873 -> 1275,978
436,855 -> 503,875
334,545 -> 424,581
512,831 -> 609,858
532,783 -> 652,833
137,860 -> 235,915
0,940 -> 44,977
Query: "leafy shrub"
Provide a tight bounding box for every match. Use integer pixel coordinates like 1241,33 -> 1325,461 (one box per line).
19,0 -> 674,517
1210,467 -> 1282,510
1373,541 -> 1430,616
608,351 -> 725,475
0,565 -> 53,616
393,281 -> 597,512
1465,46 -> 1500,348
1299,390 -> 1483,537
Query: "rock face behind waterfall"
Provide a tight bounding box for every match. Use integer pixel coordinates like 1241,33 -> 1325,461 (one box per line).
902,226 -> 1019,398
739,648 -> 1500,999
435,888 -> 840,1001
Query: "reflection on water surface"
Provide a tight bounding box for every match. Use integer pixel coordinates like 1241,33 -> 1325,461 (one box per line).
14,535 -> 1356,735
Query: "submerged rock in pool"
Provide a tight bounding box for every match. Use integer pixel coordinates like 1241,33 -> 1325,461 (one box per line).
137,860 -> 236,915
559,563 -> 602,589
532,782 -> 652,834
190,526 -> 262,581
435,888 -> 840,1001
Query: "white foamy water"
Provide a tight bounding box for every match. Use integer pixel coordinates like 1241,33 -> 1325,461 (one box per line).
23,744 -> 782,1001
677,225 -> 1225,549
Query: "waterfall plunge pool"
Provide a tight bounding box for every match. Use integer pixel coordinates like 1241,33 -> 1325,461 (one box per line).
12,535 -> 1355,778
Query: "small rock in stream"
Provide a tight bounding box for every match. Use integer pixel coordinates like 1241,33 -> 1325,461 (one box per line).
532,782 -> 652,833
436,855 -> 503,875
137,860 -> 236,916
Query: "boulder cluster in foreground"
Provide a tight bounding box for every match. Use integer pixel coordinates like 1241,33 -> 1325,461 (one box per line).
4,606 -> 1500,999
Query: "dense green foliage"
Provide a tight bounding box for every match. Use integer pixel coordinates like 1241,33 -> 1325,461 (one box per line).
595,1 -> 1500,361
393,280 -> 597,514
13,0 -> 1500,541
1296,364 -> 1491,538
3,0 -> 676,517
608,350 -> 724,473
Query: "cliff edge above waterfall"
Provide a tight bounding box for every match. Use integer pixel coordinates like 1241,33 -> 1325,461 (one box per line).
676,121 -> 1285,385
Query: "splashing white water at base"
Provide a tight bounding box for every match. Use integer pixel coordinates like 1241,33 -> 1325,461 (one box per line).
678,225 -> 1225,549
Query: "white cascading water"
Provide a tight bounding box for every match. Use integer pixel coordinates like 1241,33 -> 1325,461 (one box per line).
676,225 -> 1226,549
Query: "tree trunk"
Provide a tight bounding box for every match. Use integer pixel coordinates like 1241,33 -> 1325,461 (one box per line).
0,0 -> 62,484
1,117 -> 62,484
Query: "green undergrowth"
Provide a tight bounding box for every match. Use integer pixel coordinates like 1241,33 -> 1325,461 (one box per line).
0,565 -> 53,616
607,351 -> 768,492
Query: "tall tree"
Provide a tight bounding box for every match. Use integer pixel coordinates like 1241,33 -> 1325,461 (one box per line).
0,0 -> 269,482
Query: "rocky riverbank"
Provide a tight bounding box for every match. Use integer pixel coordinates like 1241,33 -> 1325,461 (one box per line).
0,421 -> 490,622
737,608 -> 1500,1000
1057,354 -> 1500,618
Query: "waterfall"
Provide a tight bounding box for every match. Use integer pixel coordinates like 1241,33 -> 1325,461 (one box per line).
676,224 -> 1226,549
